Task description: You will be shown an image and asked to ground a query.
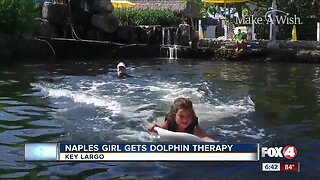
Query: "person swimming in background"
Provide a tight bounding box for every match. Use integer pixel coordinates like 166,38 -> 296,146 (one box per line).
116,62 -> 133,78
147,97 -> 215,142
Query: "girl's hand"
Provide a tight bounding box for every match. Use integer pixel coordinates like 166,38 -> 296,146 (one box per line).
203,137 -> 216,142
147,123 -> 158,132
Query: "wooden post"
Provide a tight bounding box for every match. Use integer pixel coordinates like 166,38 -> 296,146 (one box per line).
252,21 -> 255,40
317,22 -> 320,42
224,0 -> 227,40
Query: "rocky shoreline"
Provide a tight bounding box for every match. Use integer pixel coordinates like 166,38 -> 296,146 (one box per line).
1,0 -> 319,63
1,36 -> 320,63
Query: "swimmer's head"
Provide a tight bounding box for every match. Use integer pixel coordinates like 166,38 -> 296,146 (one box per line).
117,62 -> 126,77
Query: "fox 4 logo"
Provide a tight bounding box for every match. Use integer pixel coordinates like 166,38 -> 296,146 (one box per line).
261,145 -> 297,159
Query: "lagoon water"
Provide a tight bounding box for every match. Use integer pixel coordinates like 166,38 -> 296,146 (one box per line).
0,59 -> 319,179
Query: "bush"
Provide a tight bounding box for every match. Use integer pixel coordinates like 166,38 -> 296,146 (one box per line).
113,10 -> 181,26
0,0 -> 39,38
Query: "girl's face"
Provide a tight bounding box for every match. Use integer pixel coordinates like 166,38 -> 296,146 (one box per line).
175,109 -> 193,130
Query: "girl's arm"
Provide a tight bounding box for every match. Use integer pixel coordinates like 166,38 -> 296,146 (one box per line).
194,126 -> 216,142
147,121 -> 168,132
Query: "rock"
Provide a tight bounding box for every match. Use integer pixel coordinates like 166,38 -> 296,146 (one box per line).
133,26 -> 143,43
42,2 -> 69,27
92,0 -> 114,13
116,26 -> 136,43
33,18 -> 57,38
86,29 -> 98,40
267,41 -> 280,49
297,50 -> 320,61
153,26 -> 162,44
135,26 -> 148,44
91,13 -> 119,33
147,26 -> 162,44
176,23 -> 190,46
113,25 -> 163,44
0,37 -> 53,60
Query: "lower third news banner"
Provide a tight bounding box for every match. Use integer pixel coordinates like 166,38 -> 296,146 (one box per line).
25,143 -> 259,161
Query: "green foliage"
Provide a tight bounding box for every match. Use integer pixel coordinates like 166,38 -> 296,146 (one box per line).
250,0 -> 314,18
181,0 -> 218,17
248,0 -> 315,39
0,0 -> 39,38
194,0 -> 246,18
113,10 -> 181,26
202,3 -> 219,16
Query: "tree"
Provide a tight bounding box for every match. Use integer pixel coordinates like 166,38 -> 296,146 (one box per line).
249,0 -> 314,18
0,0 -> 39,39
244,0 -> 316,39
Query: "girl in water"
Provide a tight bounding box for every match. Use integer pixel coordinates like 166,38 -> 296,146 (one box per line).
148,97 -> 215,142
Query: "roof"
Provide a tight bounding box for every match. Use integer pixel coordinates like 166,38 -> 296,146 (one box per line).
131,0 -> 186,12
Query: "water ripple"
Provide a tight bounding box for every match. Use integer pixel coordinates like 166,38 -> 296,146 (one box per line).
0,112 -> 29,121
0,60 -> 319,179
